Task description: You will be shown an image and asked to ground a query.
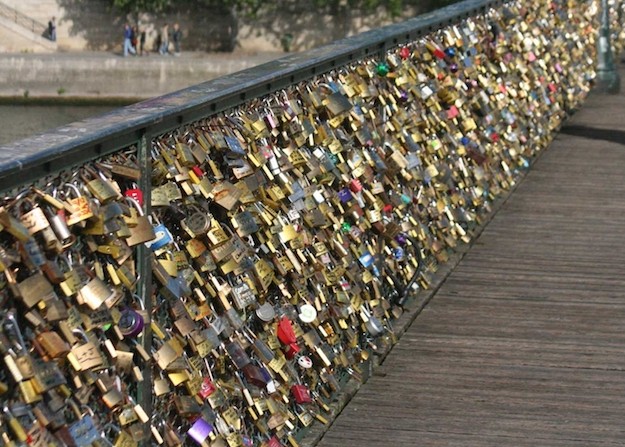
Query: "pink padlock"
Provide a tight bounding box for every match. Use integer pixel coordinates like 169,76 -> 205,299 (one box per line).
349,178 -> 363,193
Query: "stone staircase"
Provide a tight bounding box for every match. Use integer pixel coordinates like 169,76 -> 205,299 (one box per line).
0,0 -> 57,52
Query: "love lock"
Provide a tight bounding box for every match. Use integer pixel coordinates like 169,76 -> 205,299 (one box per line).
182,204 -> 213,236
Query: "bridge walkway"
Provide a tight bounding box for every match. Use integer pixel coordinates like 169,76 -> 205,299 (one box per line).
315,67 -> 625,447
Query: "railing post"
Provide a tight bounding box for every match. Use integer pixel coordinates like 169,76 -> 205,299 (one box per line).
596,0 -> 621,93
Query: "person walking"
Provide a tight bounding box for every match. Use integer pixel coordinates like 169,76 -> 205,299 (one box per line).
172,23 -> 182,55
123,23 -> 136,56
131,25 -> 138,53
139,26 -> 146,56
47,17 -> 56,41
159,23 -> 170,55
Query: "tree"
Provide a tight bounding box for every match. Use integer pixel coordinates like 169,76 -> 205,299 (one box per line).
111,0 -> 458,51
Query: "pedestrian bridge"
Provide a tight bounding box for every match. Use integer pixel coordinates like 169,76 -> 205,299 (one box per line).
0,1 -> 623,446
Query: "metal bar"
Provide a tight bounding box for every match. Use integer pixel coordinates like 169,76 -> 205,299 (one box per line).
0,0 -> 48,33
0,0 -> 504,194
135,132 -> 153,446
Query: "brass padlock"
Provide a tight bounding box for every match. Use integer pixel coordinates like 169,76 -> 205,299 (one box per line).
80,166 -> 122,204
35,330 -> 70,359
62,182 -> 94,226
125,198 -> 156,246
16,272 -> 57,308
78,277 -> 117,310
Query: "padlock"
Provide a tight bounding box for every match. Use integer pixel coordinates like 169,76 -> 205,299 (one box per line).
229,277 -> 256,311
187,418 -> 214,445
45,204 -> 76,249
145,216 -> 174,251
224,339 -> 251,370
182,205 -> 213,236
58,402 -> 102,447
3,407 -> 28,443
15,194 -> 55,247
67,328 -> 104,372
0,205 -> 32,242
80,166 -> 122,204
124,184 -> 144,207
124,197 -> 156,246
118,307 -> 145,338
62,182 -> 94,226
35,330 -> 70,359
16,270 -> 57,308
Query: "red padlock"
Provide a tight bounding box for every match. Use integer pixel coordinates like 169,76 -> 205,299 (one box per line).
198,378 -> 216,399
191,165 -> 204,178
291,384 -> 312,404
267,436 -> 283,447
124,188 -> 143,207
284,342 -> 300,360
277,317 -> 296,345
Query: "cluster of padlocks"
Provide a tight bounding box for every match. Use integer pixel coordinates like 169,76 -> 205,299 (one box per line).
0,1 -> 600,446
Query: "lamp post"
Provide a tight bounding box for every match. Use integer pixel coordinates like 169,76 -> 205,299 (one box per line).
596,0 -> 621,93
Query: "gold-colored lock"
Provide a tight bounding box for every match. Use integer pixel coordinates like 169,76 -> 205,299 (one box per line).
80,166 -> 121,204
35,331 -> 70,359
16,272 -> 56,308
78,277 -> 116,310
125,198 -> 156,246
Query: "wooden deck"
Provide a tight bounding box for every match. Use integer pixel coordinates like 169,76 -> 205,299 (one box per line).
315,74 -> 625,446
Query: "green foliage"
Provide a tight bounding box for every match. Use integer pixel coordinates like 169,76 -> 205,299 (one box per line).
111,0 -> 457,16
113,0 -> 170,13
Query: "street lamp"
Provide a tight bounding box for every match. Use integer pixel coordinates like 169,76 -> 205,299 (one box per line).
596,0 -> 621,93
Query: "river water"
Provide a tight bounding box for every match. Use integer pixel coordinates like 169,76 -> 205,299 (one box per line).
0,105 -> 116,146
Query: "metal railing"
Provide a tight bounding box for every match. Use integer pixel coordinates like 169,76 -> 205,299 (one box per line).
0,0 -> 503,194
0,0 -> 48,36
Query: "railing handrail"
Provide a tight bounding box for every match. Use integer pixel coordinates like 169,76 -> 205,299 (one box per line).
0,0 -> 48,35
0,0 -> 504,194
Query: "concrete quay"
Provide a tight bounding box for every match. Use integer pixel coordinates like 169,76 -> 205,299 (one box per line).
0,50 -> 283,102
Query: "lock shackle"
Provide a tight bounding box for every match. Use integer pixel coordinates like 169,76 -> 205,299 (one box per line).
4,188 -> 31,212
149,209 -> 166,226
130,293 -> 145,311
98,424 -> 119,447
83,165 -> 114,186
63,182 -> 83,199
317,82 -> 337,93
125,197 -> 144,217
71,327 -> 90,344
78,165 -> 100,183
203,357 -> 215,381
65,398 -> 83,421
5,311 -> 28,354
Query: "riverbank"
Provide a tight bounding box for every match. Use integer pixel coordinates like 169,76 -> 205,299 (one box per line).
0,50 -> 283,102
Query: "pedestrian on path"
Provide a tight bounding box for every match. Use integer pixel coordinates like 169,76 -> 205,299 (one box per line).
47,17 -> 56,41
172,23 -> 182,55
123,23 -> 136,57
139,26 -> 146,56
159,23 -> 170,55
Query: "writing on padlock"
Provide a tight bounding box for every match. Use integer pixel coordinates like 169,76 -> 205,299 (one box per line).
145,221 -> 173,251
